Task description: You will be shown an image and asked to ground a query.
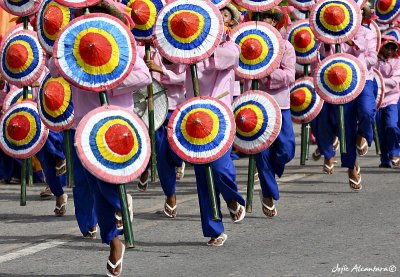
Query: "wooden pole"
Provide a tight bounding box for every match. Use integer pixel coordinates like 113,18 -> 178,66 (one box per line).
335,43 -> 347,153
64,129 -> 74,188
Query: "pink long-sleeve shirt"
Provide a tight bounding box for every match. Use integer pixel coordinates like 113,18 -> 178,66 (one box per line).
244,40 -> 296,109
184,41 -> 240,107
137,46 -> 186,110
48,53 -> 151,129
375,57 -> 400,108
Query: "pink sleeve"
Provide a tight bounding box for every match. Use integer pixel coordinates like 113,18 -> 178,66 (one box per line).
363,29 -> 378,68
112,53 -> 152,96
268,42 -> 296,89
213,41 -> 240,70
137,45 -> 145,60
160,64 -> 186,86
47,57 -> 61,78
318,43 -> 335,58
349,28 -> 366,52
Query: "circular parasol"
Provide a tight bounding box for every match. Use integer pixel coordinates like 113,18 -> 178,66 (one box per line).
292,8 -> 307,20
233,0 -> 282,12
309,0 -> 362,44
209,0 -> 230,9
0,101 -> 49,159
232,90 -> 282,154
382,27 -> 400,41
3,0 -> 41,16
0,23 -> 34,48
375,0 -> 400,24
54,13 -> 137,92
372,68 -> 385,109
132,79 -> 168,131
369,20 -> 382,52
287,0 -> 316,11
37,0 -> 73,55
167,96 -> 235,164
295,62 -> 306,75
287,19 -> 319,65
37,72 -> 75,131
313,53 -> 366,105
290,77 -> 323,124
122,0 -> 165,42
230,21 -> 284,79
75,105 -> 151,184
153,0 -> 224,64
2,88 -> 33,112
231,2 -> 247,16
0,30 -> 46,87
53,0 -> 100,8
354,0 -> 367,7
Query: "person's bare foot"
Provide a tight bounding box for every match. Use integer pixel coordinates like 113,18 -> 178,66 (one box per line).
348,162 -> 362,191
54,194 -> 68,216
323,157 -> 335,174
164,194 -> 177,218
107,237 -> 125,276
356,135 -> 368,156
227,200 -> 245,222
137,170 -> 149,191
206,233 -> 227,247
261,196 -> 277,217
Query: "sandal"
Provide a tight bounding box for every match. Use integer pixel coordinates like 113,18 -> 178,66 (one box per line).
348,166 -> 362,191
137,171 -> 149,192
259,191 -> 277,218
164,202 -> 177,218
312,148 -> 321,161
176,162 -> 185,180
390,157 -> 400,168
254,172 -> 259,182
115,194 -> 133,231
333,137 -> 339,151
54,194 -> 68,217
40,185 -> 53,198
55,159 -> 66,176
227,203 -> 246,223
323,159 -> 334,175
9,177 -> 20,184
356,137 -> 368,156
106,242 -> 125,277
206,233 -> 227,247
83,226 -> 97,239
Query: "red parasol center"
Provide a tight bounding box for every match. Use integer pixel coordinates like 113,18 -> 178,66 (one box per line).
323,6 -> 345,26
290,89 -> 306,106
294,30 -> 312,48
105,124 -> 135,155
170,12 -> 200,39
6,44 -> 28,69
241,38 -> 263,60
7,115 -> 30,140
131,0 -> 151,25
44,81 -> 65,111
44,6 -> 64,36
235,108 -> 257,132
185,111 -> 213,139
377,0 -> 392,11
327,66 -> 347,86
79,33 -> 112,67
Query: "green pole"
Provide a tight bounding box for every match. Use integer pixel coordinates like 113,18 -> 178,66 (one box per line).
190,64 -> 220,220
335,44 -> 346,153
118,184 -> 134,248
145,42 -> 157,183
373,121 -> 381,155
27,157 -> 33,187
64,130 -> 74,188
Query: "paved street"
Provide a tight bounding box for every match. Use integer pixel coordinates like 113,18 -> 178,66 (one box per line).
0,128 -> 399,276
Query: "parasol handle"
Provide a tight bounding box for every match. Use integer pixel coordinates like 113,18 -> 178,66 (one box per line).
118,184 -> 135,248
145,43 -> 157,183
28,157 -> 33,187
190,64 -> 201,97
373,121 -> 381,155
335,43 -> 346,154
64,130 -> 74,188
300,123 -> 310,165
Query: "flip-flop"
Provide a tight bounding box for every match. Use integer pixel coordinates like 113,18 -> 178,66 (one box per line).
163,202 -> 177,218
206,233 -> 227,247
356,138 -> 368,156
227,203 -> 245,223
176,162 -> 186,180
323,162 -> 334,175
137,172 -> 149,192
54,194 -> 68,217
106,242 -> 125,277
115,194 -> 133,231
55,160 -> 66,176
312,148 -> 321,161
259,191 -> 277,218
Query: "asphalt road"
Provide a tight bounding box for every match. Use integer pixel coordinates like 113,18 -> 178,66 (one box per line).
0,128 -> 399,277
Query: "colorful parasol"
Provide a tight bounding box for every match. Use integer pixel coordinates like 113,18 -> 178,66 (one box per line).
233,0 -> 282,12
2,87 -> 33,112
382,27 -> 400,42
153,0 -> 223,64
36,0 -> 73,55
132,79 -> 168,131
354,0 -> 367,7
287,19 -> 319,65
372,68 -> 385,109
0,30 -> 45,87
369,20 -> 382,52
231,1 -> 247,16
295,62 -> 306,75
0,101 -> 49,159
287,0 -> 316,11
54,13 -> 137,92
290,77 -> 323,124
209,0 -> 230,9
3,0 -> 41,16
230,21 -> 284,79
37,72 -> 75,131
375,0 -> 400,24
309,0 -> 362,44
122,0 -> 165,42
313,53 -> 366,105
75,105 -> 151,184
292,8 -> 306,20
0,23 -> 34,47
167,96 -> 235,164
232,90 -> 281,154
53,0 -> 100,8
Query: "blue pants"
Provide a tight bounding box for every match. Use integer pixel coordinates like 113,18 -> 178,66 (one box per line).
0,150 -> 20,181
310,102 -> 338,159
194,150 -> 245,238
398,100 -> 400,129
70,130 -> 122,244
155,111 -> 183,197
376,105 -> 400,166
356,80 -> 376,146
35,131 -> 66,197
255,109 -> 295,200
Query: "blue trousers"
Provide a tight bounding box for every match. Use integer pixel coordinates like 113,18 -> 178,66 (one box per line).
310,102 -> 338,159
194,150 -> 245,238
0,150 -> 20,181
255,109 -> 295,200
398,100 -> 400,129
376,105 -> 400,166
35,131 -> 66,197
155,111 -> 183,197
70,130 -> 122,244
356,80 -> 376,146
